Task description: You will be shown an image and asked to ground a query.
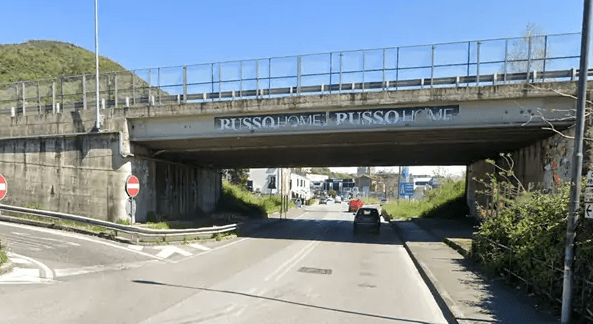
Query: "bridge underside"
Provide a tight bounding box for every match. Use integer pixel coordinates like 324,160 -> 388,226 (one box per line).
140,125 -> 569,168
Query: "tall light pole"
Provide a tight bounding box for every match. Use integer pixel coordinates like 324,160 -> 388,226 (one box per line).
92,0 -> 101,132
562,1 -> 591,323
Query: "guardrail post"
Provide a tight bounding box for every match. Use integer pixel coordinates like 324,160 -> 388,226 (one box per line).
543,35 -> 548,81
132,73 -> 136,105
114,73 -> 118,108
431,45 -> 435,88
467,42 -> 471,86
297,55 -> 302,94
526,36 -> 532,82
183,65 -> 188,104
362,52 -> 366,92
21,82 -> 26,116
396,47 -> 400,89
256,60 -> 260,98
82,75 -> 87,110
60,77 -> 64,110
37,81 -> 41,114
52,81 -> 56,113
211,63 -> 215,101
476,41 -> 481,86
268,58 -> 272,98
218,63 -> 222,100
329,53 -> 333,93
382,49 -> 386,91
504,38 -> 508,84
339,53 -> 343,93
157,67 -> 161,105
148,69 -> 152,105
240,61 -> 243,98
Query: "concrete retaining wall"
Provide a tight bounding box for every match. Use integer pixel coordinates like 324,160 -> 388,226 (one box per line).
466,126 -> 589,218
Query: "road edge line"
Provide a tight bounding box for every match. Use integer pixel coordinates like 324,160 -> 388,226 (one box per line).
6,252 -> 54,280
389,221 -> 458,324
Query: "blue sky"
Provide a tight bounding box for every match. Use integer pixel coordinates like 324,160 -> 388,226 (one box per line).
2,0 -> 586,70
2,0 -> 588,176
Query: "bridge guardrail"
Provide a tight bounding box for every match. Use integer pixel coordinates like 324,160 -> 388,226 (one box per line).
0,203 -> 238,243
0,32 -> 584,115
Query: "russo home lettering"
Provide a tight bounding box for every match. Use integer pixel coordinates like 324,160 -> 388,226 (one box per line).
214,105 -> 459,131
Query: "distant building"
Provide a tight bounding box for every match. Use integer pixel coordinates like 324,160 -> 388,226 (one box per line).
291,173 -> 312,200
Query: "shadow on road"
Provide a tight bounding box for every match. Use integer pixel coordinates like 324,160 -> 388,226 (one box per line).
131,279 -> 437,324
239,217 -> 403,246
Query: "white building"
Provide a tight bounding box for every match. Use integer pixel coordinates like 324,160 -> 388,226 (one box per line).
248,168 -> 284,195
291,173 -> 312,200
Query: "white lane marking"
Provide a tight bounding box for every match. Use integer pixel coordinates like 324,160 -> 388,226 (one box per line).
0,222 -> 169,262
30,236 -> 82,246
127,244 -> 144,251
182,238 -> 249,261
6,252 -> 54,280
7,238 -> 56,249
9,257 -> 32,265
274,241 -> 320,282
264,240 -> 317,282
11,232 -> 28,236
233,288 -> 267,317
154,246 -> 192,258
295,212 -> 310,219
188,243 -> 211,251
54,260 -> 160,278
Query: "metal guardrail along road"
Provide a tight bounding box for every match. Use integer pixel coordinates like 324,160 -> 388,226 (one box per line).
0,204 -> 238,243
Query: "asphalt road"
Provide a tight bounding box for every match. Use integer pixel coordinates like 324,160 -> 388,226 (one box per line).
0,203 -> 447,324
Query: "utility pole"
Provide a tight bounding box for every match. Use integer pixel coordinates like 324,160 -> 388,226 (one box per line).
562,1 -> 591,323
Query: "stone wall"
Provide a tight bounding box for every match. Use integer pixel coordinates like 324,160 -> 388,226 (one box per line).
466,127 -> 586,218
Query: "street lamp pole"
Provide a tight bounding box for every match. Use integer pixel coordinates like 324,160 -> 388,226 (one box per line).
561,1 -> 591,323
92,0 -> 101,132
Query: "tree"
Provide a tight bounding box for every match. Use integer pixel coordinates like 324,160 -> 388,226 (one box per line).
507,23 -> 547,74
224,169 -> 249,187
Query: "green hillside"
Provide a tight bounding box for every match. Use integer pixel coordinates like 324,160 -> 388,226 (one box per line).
0,40 -> 125,83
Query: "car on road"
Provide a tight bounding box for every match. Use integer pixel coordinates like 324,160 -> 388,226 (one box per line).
380,198 -> 388,205
334,196 -> 342,203
319,197 -> 328,204
353,207 -> 381,234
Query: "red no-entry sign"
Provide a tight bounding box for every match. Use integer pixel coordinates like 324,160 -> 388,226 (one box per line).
0,174 -> 6,201
125,175 -> 140,198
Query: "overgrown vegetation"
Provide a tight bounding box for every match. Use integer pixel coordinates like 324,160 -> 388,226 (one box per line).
472,156 -> 593,319
217,180 -> 286,216
381,179 -> 467,220
0,238 -> 7,267
0,40 -> 124,83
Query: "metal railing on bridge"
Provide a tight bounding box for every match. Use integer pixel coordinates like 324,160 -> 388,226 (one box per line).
0,32 -> 585,115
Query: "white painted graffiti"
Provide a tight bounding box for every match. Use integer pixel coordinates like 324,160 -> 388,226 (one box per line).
214,105 -> 459,131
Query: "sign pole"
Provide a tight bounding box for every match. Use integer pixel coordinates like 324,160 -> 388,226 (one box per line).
562,2 -> 591,322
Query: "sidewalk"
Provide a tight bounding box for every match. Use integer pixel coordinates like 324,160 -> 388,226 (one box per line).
391,218 -> 559,324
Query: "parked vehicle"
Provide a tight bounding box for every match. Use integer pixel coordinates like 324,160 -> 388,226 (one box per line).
348,199 -> 363,212
353,207 -> 381,234
380,198 -> 388,205
335,196 -> 342,203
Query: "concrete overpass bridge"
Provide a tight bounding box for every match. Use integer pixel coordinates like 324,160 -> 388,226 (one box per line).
0,32 -> 589,222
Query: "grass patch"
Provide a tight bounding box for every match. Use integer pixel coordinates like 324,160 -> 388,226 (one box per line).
0,239 -> 7,267
382,179 -> 468,220
360,197 -> 380,205
217,180 -> 292,216
211,231 -> 236,241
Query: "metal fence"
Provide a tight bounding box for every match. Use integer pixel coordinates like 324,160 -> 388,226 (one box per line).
0,32 -> 585,115
474,235 -> 593,322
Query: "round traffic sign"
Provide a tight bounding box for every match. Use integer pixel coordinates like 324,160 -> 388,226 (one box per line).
0,174 -> 6,201
125,175 -> 140,198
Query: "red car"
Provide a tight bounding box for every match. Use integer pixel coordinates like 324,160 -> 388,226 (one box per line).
348,199 -> 363,212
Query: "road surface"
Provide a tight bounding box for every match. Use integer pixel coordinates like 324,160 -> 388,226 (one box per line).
0,202 -> 447,324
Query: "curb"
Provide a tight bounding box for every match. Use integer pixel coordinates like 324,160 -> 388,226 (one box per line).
0,259 -> 14,276
443,238 -> 472,259
390,221 -> 459,324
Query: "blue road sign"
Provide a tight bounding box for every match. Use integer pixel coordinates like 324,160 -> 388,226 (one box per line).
399,182 -> 415,196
